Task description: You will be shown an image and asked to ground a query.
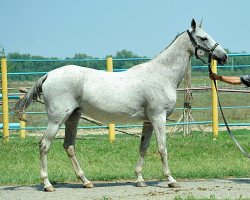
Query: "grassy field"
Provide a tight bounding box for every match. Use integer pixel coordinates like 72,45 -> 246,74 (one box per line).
0,130 -> 249,186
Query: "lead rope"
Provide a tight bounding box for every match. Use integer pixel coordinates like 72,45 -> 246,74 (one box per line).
208,59 -> 250,159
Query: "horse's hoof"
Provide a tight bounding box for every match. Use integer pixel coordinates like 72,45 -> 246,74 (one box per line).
84,182 -> 94,188
168,182 -> 180,188
44,186 -> 55,192
136,181 -> 148,187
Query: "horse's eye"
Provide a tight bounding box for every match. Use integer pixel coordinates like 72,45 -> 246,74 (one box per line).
200,37 -> 208,41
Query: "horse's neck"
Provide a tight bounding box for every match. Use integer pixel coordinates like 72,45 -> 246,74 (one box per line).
149,32 -> 192,88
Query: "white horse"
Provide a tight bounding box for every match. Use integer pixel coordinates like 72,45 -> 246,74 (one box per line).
13,19 -> 227,192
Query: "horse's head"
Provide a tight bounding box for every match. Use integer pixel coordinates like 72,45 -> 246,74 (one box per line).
187,19 -> 228,64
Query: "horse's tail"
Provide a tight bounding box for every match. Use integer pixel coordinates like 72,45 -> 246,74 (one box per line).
12,74 -> 48,121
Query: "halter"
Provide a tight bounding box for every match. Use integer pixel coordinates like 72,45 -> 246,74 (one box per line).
187,30 -> 219,65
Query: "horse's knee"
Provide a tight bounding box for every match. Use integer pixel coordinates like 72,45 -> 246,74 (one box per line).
135,166 -> 143,174
64,145 -> 75,158
158,146 -> 167,156
139,149 -> 146,157
39,138 -> 45,149
39,139 -> 49,155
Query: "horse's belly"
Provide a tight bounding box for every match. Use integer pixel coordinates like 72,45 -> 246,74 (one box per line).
81,102 -> 147,124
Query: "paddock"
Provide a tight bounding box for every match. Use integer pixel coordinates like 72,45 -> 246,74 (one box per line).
0,52 -> 249,199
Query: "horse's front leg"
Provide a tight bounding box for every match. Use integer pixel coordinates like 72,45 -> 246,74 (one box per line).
149,111 -> 180,188
135,122 -> 153,187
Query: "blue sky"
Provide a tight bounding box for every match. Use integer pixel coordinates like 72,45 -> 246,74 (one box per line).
1,0 -> 250,58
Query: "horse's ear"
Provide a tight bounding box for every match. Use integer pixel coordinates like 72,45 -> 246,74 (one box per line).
191,19 -> 196,30
199,18 -> 203,28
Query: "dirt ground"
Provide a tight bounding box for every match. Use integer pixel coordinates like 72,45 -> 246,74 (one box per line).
0,178 -> 249,200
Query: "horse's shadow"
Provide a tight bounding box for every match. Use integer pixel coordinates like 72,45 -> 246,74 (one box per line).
54,180 -> 165,189
1,180 -> 166,191
3,179 -> 248,192
1,185 -> 42,191
229,178 -> 250,184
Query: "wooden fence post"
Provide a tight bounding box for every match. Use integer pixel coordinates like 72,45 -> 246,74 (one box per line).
211,59 -> 219,139
106,57 -> 115,142
19,93 -> 26,139
1,57 -> 10,143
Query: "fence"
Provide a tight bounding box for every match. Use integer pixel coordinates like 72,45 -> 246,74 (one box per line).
1,54 -> 250,142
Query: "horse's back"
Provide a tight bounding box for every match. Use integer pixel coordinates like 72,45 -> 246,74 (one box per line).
41,65 -> 90,110
41,65 -> 144,122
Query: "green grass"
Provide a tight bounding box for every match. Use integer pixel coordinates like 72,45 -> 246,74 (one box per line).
0,130 -> 249,185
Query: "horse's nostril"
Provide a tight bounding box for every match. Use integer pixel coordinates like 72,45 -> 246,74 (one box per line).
224,54 -> 228,62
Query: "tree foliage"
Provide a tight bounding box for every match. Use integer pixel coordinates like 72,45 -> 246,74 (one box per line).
4,48 -> 250,81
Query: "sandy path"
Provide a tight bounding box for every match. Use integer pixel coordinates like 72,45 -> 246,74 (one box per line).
0,178 -> 249,200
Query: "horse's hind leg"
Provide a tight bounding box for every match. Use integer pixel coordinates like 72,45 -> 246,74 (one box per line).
135,122 -> 153,187
40,105 -> 77,192
63,108 -> 94,188
40,121 -> 61,192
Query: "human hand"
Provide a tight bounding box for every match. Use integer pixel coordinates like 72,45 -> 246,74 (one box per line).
209,73 -> 220,81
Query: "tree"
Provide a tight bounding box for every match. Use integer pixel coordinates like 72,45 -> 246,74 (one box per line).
73,53 -> 92,59
114,49 -> 139,58
113,49 -> 147,69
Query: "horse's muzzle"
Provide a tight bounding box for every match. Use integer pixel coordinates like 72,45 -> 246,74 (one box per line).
212,54 -> 228,65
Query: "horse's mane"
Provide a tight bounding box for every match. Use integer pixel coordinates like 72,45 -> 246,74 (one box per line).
128,31 -> 186,71
152,31 -> 185,59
